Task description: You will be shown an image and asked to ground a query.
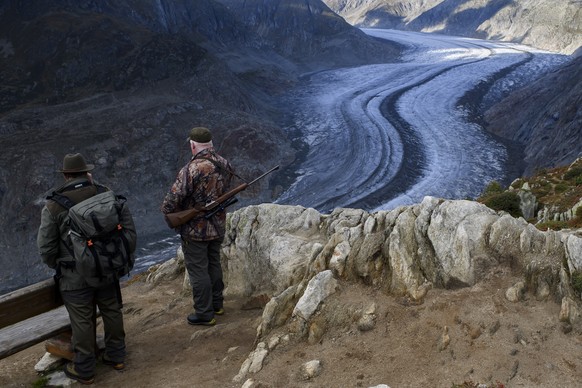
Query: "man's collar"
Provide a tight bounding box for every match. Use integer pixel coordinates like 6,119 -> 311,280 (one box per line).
192,147 -> 214,160
59,177 -> 92,193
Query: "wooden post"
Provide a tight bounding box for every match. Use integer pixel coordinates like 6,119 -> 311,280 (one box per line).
45,331 -> 74,360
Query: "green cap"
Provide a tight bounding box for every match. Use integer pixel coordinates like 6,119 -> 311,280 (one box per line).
189,127 -> 212,143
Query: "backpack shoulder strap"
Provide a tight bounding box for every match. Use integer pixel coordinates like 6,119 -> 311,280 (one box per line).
94,184 -> 108,194
47,191 -> 76,210
45,192 -> 77,259
49,183 -> 109,209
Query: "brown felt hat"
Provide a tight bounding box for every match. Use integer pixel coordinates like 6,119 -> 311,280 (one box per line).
189,127 -> 212,143
58,153 -> 94,173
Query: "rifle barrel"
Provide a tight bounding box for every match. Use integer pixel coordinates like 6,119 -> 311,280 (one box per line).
248,165 -> 280,186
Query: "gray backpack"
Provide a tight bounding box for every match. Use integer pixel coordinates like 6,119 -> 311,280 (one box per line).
51,189 -> 136,287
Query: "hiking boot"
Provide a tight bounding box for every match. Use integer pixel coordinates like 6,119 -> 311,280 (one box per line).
187,314 -> 216,326
102,354 -> 125,371
64,363 -> 95,385
214,308 -> 225,316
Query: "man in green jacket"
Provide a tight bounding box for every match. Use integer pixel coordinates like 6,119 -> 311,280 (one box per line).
37,153 -> 136,385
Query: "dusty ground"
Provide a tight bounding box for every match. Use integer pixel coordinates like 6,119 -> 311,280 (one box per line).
1,266 -> 581,388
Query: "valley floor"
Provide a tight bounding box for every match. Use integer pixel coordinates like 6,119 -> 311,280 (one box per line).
276,29 -> 568,213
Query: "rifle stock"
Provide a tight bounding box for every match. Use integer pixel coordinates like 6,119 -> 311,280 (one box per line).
163,207 -> 204,229
164,165 -> 279,229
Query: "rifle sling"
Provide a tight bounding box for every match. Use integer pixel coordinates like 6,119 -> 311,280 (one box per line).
194,155 -> 244,182
189,155 -> 240,215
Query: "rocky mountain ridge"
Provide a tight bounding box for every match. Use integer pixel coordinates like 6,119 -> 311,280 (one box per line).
216,0 -> 400,69
323,0 -> 582,54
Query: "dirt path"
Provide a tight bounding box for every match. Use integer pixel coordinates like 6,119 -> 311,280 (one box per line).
1,268 -> 581,387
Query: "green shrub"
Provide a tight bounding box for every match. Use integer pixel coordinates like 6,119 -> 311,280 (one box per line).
554,183 -> 569,193
569,211 -> 582,228
510,178 -> 524,190
32,377 -> 49,388
563,167 -> 582,181
572,271 -> 582,295
483,192 -> 522,218
576,176 -> 582,186
536,220 -> 568,231
532,180 -> 552,197
482,181 -> 504,196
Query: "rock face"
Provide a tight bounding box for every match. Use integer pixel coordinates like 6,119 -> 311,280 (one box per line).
484,55 -> 582,176
221,199 -> 582,320
0,0 -> 399,293
217,0 -> 400,68
324,0 -> 582,54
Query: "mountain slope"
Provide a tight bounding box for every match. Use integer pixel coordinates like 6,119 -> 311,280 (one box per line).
324,0 -> 582,54
0,0 -> 400,293
484,55 -> 582,176
217,0 -> 400,69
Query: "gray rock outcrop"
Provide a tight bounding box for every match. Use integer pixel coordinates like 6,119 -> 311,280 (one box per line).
516,182 -> 537,220
147,197 -> 582,383
222,198 -> 581,306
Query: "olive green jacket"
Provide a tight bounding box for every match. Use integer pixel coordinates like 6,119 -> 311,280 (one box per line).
37,178 -> 105,291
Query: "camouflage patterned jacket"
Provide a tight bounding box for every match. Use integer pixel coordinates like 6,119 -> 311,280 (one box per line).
161,148 -> 234,241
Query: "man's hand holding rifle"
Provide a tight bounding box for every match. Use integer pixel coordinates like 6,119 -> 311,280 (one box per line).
164,165 -> 280,229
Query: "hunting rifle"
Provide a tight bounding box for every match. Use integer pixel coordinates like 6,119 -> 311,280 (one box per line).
164,165 -> 280,228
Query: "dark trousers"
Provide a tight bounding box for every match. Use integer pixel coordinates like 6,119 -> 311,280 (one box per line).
182,238 -> 224,320
62,284 -> 126,376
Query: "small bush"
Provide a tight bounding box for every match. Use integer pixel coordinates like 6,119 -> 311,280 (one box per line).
510,178 -> 524,190
484,181 -> 504,195
32,377 -> 49,388
554,183 -> 569,193
531,180 -> 552,197
483,192 -> 522,218
568,216 -> 582,228
536,220 -> 568,231
572,271 -> 582,295
563,167 -> 582,181
576,207 -> 582,218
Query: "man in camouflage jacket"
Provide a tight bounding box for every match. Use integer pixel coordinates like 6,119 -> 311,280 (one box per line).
161,127 -> 234,326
